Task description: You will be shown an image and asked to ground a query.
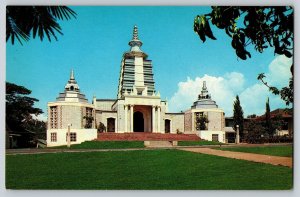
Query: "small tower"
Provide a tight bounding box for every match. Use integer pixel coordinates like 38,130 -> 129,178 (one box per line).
198,81 -> 211,100
64,69 -> 80,92
56,69 -> 88,103
192,81 -> 218,109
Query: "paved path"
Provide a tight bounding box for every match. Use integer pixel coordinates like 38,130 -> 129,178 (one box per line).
5,148 -> 153,155
178,147 -> 293,168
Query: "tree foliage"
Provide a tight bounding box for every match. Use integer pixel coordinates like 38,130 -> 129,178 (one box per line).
194,6 -> 293,60
264,98 -> 285,137
6,82 -> 43,132
233,95 -> 244,136
23,119 -> 47,140
6,82 -> 46,147
244,119 -> 265,143
244,117 -> 286,144
97,122 -> 106,133
194,6 -> 293,105
265,97 -> 272,135
6,6 -> 76,45
257,73 -> 293,105
83,115 -> 94,129
196,115 -> 209,130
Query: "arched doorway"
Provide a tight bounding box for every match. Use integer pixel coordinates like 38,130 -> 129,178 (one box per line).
107,118 -> 115,132
165,119 -> 171,133
134,111 -> 144,132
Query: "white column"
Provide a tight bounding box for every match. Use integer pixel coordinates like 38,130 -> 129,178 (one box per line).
152,106 -> 156,133
157,106 -> 161,133
130,105 -> 134,132
124,105 -> 128,132
67,124 -> 71,148
236,125 -> 240,144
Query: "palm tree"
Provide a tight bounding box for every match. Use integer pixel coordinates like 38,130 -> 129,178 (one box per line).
6,6 -> 76,45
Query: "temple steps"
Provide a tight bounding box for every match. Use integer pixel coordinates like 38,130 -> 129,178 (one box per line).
96,132 -> 200,141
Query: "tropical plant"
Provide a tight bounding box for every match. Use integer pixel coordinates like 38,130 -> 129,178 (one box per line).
196,115 -> 209,130
6,6 -> 76,45
83,116 -> 94,129
97,122 -> 106,133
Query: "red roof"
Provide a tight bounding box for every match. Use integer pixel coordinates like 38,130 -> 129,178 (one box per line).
255,108 -> 293,121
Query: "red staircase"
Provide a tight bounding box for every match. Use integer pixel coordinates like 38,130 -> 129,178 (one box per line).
96,132 -> 200,141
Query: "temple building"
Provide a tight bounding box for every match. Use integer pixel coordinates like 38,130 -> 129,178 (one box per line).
46,25 -> 227,146
93,25 -> 171,134
47,70 -> 97,147
184,82 -> 226,142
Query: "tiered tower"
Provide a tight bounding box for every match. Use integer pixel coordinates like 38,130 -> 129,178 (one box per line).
117,25 -> 156,98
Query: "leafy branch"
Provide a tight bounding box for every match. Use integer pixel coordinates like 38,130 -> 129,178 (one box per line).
257,73 -> 293,105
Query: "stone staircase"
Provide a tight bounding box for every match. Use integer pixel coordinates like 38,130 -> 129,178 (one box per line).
96,132 -> 200,141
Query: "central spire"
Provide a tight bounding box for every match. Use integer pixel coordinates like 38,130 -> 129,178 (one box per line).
129,25 -> 143,52
70,69 -> 75,80
132,25 -> 139,40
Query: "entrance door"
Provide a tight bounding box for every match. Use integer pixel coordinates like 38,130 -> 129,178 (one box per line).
107,118 -> 115,132
165,119 -> 171,133
134,111 -> 144,132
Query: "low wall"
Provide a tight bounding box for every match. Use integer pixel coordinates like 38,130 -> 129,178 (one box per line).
197,130 -> 226,143
47,129 -> 97,147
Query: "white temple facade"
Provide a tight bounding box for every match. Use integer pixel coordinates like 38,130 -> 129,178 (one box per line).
94,25 -> 171,134
46,25 -> 226,147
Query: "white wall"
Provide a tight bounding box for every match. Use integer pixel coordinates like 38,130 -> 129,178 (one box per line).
47,129 -> 97,147
164,113 -> 185,134
197,130 -> 226,143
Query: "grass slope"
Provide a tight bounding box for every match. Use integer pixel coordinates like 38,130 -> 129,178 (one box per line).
6,149 -> 292,189
51,141 -> 144,149
215,145 -> 293,157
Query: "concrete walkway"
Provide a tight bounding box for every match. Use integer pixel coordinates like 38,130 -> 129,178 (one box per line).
178,147 -> 293,168
5,148 -> 152,155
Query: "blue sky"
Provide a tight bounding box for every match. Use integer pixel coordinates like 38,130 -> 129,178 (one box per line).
6,6 -> 292,120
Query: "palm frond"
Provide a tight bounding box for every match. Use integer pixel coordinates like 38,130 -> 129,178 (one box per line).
47,6 -> 77,20
6,15 -> 30,45
6,6 -> 76,45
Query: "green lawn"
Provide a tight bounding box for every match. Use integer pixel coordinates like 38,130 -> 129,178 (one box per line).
50,140 -> 224,149
178,140 -> 224,146
6,149 -> 292,189
215,145 -> 293,157
51,141 -> 145,149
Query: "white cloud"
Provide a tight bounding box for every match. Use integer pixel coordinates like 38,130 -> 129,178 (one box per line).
168,72 -> 244,116
168,55 -> 292,117
266,55 -> 292,88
